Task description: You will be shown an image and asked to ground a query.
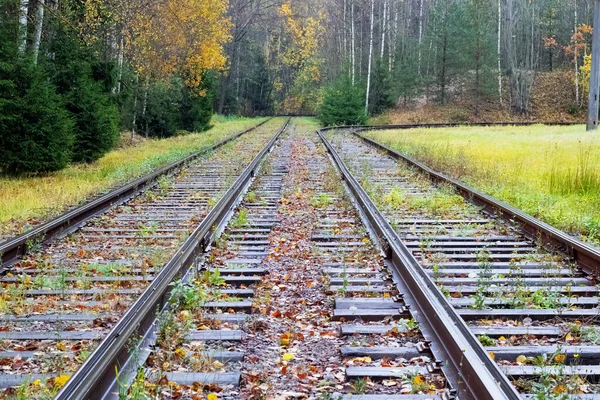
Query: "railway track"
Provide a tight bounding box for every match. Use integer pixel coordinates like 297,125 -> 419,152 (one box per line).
322,127 -> 600,399
90,121 -> 461,399
0,118 -> 288,398
0,118 -> 597,399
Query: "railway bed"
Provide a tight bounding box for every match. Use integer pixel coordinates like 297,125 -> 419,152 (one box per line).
0,118 -> 288,398
323,127 -> 600,399
0,119 -> 597,399
115,122 -> 456,399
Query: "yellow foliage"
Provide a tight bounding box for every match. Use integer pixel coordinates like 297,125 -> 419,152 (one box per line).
54,375 -> 70,389
277,1 -> 325,113
580,54 -> 592,98
88,0 -> 232,90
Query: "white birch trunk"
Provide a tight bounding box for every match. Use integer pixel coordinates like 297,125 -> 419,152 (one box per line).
32,0 -> 44,64
575,6 -> 580,105
142,77 -> 149,137
117,36 -> 124,94
381,0 -> 387,59
132,76 -> 139,142
343,0 -> 347,63
19,0 -> 29,54
366,0 -> 375,112
390,3 -> 398,72
418,0 -> 424,76
497,0 -> 503,105
351,0 -> 355,85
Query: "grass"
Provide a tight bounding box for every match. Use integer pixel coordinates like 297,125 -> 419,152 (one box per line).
365,125 -> 600,245
0,116 -> 268,237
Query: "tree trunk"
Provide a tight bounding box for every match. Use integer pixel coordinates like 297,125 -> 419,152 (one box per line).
575,6 -> 580,105
131,76 -> 139,144
381,0 -> 387,59
497,0 -> 503,106
586,0 -> 600,130
19,0 -> 29,54
117,36 -> 124,94
142,77 -> 149,138
441,34 -> 447,105
418,0 -> 424,76
351,0 -> 355,85
343,0 -> 347,63
31,0 -> 44,64
390,2 -> 397,72
366,0 -> 374,112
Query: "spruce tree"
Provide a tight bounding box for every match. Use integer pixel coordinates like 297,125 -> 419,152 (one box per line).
0,0 -> 74,175
45,19 -> 119,163
393,46 -> 421,106
142,79 -> 184,138
181,74 -> 215,132
319,75 -> 367,126
368,58 -> 395,115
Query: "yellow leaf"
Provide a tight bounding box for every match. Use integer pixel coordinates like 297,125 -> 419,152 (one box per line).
54,375 -> 70,389
56,342 -> 66,351
207,394 -> 218,400
488,351 -> 495,360
498,336 -> 506,341
282,353 -> 295,361
175,348 -> 186,357
516,355 -> 527,364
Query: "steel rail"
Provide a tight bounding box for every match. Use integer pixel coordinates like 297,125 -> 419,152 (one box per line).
318,128 -> 522,400
55,119 -> 290,400
0,119 -> 271,267
348,125 -> 600,278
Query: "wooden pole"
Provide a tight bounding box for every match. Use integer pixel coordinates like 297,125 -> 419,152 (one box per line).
587,0 -> 600,130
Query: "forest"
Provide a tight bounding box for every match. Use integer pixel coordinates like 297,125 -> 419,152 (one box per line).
0,0 -> 597,174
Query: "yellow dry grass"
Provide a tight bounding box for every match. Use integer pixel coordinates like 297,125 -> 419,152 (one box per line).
0,116 -> 268,235
365,124 -> 600,244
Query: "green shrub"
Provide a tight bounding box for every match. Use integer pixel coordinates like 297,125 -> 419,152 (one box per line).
319,75 -> 367,126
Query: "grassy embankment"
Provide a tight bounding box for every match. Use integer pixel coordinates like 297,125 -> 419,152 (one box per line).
0,115 -> 269,237
365,125 -> 600,245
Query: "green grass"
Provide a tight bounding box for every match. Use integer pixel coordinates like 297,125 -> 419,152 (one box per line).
0,116 -> 267,236
365,125 -> 600,245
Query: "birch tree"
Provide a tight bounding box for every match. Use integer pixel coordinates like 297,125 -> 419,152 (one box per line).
31,0 -> 44,64
365,0 -> 374,112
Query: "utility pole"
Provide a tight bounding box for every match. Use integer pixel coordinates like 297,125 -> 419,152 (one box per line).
587,0 -> 600,130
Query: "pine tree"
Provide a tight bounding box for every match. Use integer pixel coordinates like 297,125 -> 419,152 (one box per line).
319,75 -> 367,126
